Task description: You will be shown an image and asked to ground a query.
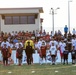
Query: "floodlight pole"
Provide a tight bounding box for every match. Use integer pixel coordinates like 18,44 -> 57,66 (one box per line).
68,0 -> 72,32
50,7 -> 60,35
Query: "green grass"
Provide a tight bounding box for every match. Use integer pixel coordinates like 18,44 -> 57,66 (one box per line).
0,63 -> 76,75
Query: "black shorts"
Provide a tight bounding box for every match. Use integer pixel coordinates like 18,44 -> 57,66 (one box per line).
51,55 -> 56,58
75,50 -> 76,54
3,57 -> 8,61
63,54 -> 68,59
72,56 -> 75,59
41,54 -> 46,58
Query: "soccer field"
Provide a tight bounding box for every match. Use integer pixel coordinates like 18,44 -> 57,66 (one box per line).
0,64 -> 76,75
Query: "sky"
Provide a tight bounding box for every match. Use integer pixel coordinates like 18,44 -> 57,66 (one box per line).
0,0 -> 76,33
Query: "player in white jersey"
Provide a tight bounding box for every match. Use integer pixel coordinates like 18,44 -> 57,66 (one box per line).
49,38 -> 58,48
49,42 -> 57,65
1,38 -> 10,49
37,37 -> 46,64
72,37 -> 76,50
58,39 -> 66,63
15,39 -> 23,49
37,37 -> 46,50
71,36 -> 76,47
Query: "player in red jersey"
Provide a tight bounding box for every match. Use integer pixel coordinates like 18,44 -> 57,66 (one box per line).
39,41 -> 47,65
16,44 -> 23,66
1,44 -> 9,66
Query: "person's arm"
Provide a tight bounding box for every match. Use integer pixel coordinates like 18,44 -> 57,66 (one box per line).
55,50 -> 57,56
46,43 -> 50,50
1,42 -> 3,54
49,47 -> 51,56
31,40 -> 35,50
24,41 -> 27,49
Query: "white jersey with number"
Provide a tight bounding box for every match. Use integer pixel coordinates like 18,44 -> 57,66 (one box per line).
1,41 -> 10,48
58,42 -> 66,53
15,42 -> 23,49
49,40 -> 58,47
38,40 -> 46,50
50,46 -> 57,55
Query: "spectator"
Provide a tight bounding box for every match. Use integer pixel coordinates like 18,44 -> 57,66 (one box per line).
42,29 -> 46,36
58,30 -> 62,35
64,25 -> 68,38
13,37 -> 18,44
72,28 -> 76,36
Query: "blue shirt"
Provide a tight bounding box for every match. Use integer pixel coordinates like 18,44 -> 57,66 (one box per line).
64,27 -> 68,32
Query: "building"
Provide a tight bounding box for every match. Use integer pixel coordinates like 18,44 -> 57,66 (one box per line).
0,7 -> 43,33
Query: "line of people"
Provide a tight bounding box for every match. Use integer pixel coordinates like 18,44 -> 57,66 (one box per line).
0,36 -> 34,66
1,35 -> 76,66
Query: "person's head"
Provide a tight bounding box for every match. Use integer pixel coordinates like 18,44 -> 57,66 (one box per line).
51,42 -> 54,46
51,38 -> 54,41
73,28 -> 75,30
72,46 -> 75,50
65,25 -> 67,27
3,37 -> 7,42
61,38 -> 64,42
39,37 -> 43,41
27,37 -> 31,40
67,38 -> 70,41
19,43 -> 22,48
27,41 -> 30,45
42,41 -> 45,46
18,38 -> 21,42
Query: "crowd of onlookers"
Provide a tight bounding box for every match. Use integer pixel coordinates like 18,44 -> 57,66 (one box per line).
0,29 -> 52,49
0,25 -> 76,47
